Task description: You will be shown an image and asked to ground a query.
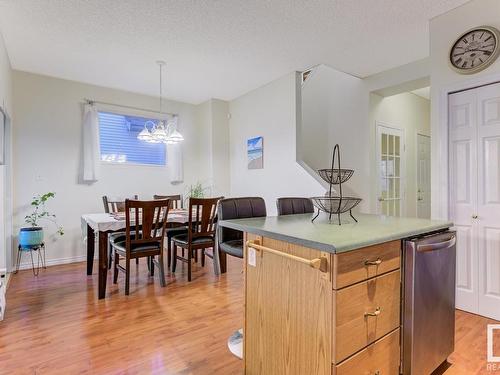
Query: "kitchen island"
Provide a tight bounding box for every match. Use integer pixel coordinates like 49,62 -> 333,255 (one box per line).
219,213 -> 453,375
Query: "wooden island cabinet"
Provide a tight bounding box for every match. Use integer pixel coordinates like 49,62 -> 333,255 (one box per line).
219,213 -> 453,375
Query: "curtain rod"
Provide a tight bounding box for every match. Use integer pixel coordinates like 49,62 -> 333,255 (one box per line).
83,98 -> 177,117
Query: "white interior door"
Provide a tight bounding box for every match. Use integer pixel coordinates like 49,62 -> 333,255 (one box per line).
449,81 -> 500,320
377,124 -> 404,217
449,89 -> 479,314
416,134 -> 431,219
476,83 -> 500,321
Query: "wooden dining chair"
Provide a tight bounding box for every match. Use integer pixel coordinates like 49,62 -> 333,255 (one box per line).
153,194 -> 188,267
102,195 -> 139,269
102,195 -> 138,213
111,199 -> 170,295
171,197 -> 221,281
153,194 -> 183,209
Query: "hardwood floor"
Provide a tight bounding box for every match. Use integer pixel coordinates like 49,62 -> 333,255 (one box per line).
0,257 -> 244,374
0,258 -> 498,374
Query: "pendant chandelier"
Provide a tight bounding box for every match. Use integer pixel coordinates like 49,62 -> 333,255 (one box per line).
137,61 -> 184,144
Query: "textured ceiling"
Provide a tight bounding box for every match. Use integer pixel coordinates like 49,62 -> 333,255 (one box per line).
0,0 -> 470,104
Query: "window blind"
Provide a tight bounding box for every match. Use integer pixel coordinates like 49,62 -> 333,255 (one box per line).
98,111 -> 166,166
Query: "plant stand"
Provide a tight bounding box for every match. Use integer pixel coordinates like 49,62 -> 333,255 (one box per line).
15,243 -> 46,276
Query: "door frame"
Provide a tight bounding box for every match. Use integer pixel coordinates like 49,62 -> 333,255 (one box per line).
435,71 -> 500,221
375,121 -> 406,216
416,133 -> 431,219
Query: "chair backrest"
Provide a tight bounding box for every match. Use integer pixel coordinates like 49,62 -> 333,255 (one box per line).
187,197 -> 221,241
217,197 -> 267,243
153,194 -> 183,209
125,199 -> 170,254
276,197 -> 314,216
103,195 -> 139,213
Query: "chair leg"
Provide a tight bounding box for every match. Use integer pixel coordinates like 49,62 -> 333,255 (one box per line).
194,249 -> 198,263
158,252 -> 166,287
167,238 -> 172,268
113,251 -> 119,284
213,243 -> 221,276
201,249 -> 205,267
136,258 -> 139,265
150,256 -> 155,276
220,251 -> 227,274
108,238 -> 113,269
187,246 -> 192,282
125,258 -> 130,295
172,244 -> 178,273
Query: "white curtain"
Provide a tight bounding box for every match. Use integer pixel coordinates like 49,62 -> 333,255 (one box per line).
168,142 -> 183,184
82,104 -> 100,182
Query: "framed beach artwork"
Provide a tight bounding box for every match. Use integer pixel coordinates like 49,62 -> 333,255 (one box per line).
247,136 -> 263,169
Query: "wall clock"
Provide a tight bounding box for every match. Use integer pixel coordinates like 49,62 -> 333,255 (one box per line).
449,26 -> 500,74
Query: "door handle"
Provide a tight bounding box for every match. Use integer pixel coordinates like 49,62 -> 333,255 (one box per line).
472,214 -> 478,219
378,197 -> 385,202
416,236 -> 456,252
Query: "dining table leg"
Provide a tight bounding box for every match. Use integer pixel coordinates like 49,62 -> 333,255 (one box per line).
86,224 -> 95,275
98,231 -> 108,299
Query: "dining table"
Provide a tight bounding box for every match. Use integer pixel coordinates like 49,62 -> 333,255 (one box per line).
81,209 -> 190,299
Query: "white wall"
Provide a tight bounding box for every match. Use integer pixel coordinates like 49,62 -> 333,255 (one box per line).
0,32 -> 13,274
369,92 -> 430,216
300,65 -> 370,211
229,72 -> 324,216
12,71 -> 212,266
430,0 -> 500,219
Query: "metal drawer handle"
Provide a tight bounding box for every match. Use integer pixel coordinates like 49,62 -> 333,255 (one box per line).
365,258 -> 382,266
364,307 -> 381,317
373,371 -> 380,375
246,240 -> 328,273
417,236 -> 456,253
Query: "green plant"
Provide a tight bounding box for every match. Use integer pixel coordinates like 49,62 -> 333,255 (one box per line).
24,192 -> 64,235
184,182 -> 211,204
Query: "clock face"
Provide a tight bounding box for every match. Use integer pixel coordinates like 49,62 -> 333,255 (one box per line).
450,26 -> 500,74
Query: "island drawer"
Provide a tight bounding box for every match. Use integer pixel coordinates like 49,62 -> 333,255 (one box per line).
334,269 -> 401,363
333,240 -> 401,289
332,328 -> 400,375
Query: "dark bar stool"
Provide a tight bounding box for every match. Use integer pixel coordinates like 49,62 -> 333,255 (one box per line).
276,197 -> 314,216
216,197 -> 267,273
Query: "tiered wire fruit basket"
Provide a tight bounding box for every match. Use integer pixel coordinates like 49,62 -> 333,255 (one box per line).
310,144 -> 362,225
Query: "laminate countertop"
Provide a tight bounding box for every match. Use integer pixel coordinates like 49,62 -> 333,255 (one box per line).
219,213 -> 452,253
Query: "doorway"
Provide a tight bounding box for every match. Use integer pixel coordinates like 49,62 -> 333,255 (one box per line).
416,134 -> 431,219
449,81 -> 500,320
376,124 -> 404,216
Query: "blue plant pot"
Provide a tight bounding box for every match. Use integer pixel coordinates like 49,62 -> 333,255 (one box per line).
19,227 -> 44,248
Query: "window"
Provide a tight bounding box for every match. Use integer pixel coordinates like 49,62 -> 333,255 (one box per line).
98,111 -> 166,166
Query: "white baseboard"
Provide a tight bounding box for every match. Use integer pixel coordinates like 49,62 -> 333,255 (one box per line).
16,254 -> 93,271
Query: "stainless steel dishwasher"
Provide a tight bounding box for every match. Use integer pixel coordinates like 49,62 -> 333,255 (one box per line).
402,230 -> 456,375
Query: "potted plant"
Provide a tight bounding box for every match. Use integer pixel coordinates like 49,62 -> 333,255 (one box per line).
19,192 -> 64,248
184,182 -> 212,205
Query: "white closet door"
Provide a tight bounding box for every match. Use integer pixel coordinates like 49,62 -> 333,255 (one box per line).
416,134 -> 431,219
449,89 -> 479,313
476,82 -> 500,321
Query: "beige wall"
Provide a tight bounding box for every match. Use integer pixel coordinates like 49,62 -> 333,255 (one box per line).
369,92 -> 430,217
0,32 -> 13,273
229,72 -> 324,216
12,71 -> 212,267
430,0 -> 500,219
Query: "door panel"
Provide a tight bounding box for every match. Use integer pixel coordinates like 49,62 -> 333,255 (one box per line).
377,124 -> 404,217
449,89 -> 479,315
476,82 -> 500,320
417,134 -> 431,219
